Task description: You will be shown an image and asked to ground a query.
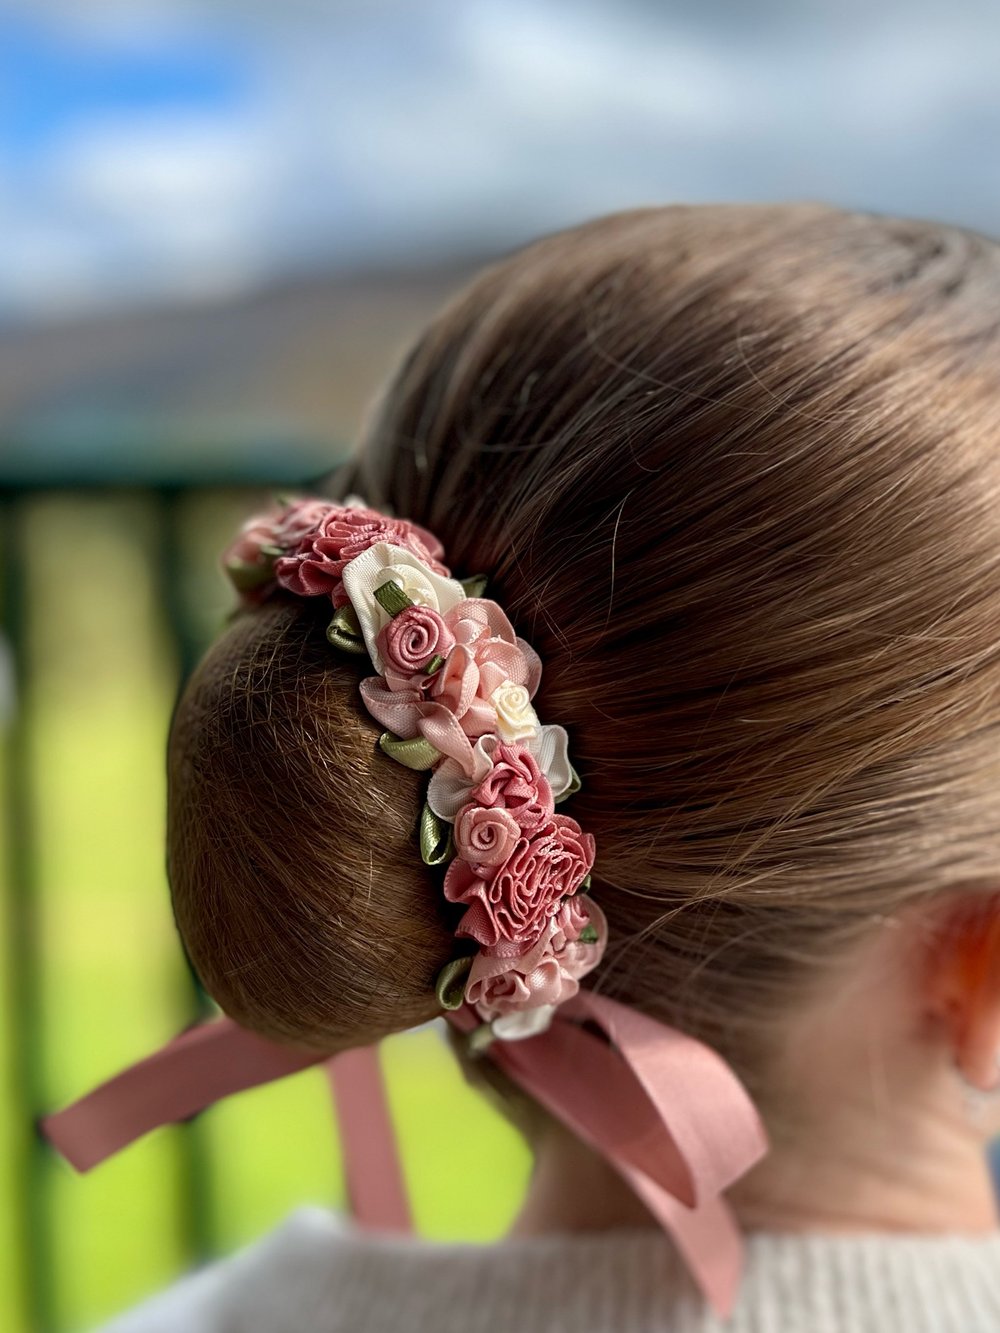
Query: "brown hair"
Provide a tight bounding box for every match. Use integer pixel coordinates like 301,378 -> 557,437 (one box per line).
168,202 -> 1000,1121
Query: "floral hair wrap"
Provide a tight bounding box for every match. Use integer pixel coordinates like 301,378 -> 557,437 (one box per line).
228,493 -> 602,1039
39,495 -> 769,1318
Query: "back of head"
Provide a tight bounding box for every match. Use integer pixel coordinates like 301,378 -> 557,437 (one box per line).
168,202 -> 1000,1124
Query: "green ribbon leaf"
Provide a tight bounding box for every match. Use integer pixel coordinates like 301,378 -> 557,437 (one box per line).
436,956 -> 473,1010
460,573 -> 489,599
577,873 -> 592,893
554,764 -> 582,804
224,558 -> 275,592
419,802 -> 454,866
326,605 -> 367,655
378,732 -> 442,770
423,652 -> 446,676
334,602 -> 362,634
374,579 -> 414,617
578,923 -> 599,944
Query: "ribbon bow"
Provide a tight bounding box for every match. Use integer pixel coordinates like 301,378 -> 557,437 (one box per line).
39,994 -> 767,1318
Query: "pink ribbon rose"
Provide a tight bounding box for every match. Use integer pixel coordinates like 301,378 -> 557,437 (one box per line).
376,606 -> 456,685
468,742 -> 554,832
467,952 -> 580,1020
549,896 -> 608,979
275,506 -> 450,601
465,898 -> 608,1020
444,812 -> 596,953
453,803 -> 521,867
221,499 -> 339,597
424,600 -> 541,741
357,598 -> 544,778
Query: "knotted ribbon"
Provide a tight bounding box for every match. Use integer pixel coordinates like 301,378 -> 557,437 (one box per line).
39,995 -> 767,1318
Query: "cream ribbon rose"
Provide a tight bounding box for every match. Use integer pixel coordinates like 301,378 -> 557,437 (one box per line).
489,680 -> 540,742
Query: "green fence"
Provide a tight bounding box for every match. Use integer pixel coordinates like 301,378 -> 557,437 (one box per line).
0,474 -> 530,1333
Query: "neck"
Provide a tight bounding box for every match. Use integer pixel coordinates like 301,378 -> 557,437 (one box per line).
728,1076 -> 1000,1234
508,1120 -> 659,1236
509,1083 -> 1000,1239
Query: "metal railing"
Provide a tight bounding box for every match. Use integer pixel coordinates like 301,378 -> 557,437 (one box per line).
0,448 -> 339,1333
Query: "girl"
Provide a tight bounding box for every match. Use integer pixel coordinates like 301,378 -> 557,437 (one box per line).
73,202 -> 1000,1329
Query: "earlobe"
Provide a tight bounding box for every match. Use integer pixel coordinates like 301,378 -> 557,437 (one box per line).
921,893 -> 1000,1092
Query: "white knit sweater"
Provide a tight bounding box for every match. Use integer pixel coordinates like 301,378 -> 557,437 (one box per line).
92,1204 -> 1000,1333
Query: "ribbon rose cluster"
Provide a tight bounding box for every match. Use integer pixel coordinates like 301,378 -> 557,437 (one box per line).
223,494 -> 605,1040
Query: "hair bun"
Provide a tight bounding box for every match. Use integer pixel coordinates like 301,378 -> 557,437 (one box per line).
168,595 -> 455,1051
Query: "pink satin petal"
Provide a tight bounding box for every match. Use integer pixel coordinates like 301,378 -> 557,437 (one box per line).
467,926 -> 554,986
459,697 -> 498,739
476,640 -> 528,684
477,660 -> 508,699
416,703 -> 477,775
454,598 -> 517,643
431,644 -> 479,717
383,665 -> 426,693
358,676 -> 424,738
454,899 -> 499,948
446,603 -> 490,646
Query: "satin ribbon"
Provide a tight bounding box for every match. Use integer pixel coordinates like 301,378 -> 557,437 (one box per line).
447,993 -> 768,1316
39,999 -> 767,1319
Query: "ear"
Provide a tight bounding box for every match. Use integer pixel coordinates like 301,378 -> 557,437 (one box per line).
922,893 -> 1000,1091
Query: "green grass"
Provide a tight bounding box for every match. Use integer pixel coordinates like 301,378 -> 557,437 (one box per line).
0,492 -> 531,1333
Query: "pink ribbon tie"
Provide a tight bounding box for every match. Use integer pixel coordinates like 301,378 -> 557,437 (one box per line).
39,999 -> 767,1319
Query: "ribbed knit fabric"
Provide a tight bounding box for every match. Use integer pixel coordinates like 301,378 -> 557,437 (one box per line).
93,1204 -> 1000,1333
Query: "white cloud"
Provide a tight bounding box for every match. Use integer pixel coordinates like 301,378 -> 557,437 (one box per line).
4,0 -> 1000,320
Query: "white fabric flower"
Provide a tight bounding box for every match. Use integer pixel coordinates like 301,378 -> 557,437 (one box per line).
490,1005 -> 557,1041
341,542 -> 466,673
489,679 -> 539,741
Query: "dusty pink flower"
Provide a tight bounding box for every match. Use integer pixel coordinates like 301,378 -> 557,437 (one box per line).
221,499 -> 337,598
466,953 -> 579,1020
444,813 -> 596,953
549,897 -> 608,981
376,605 -> 456,683
468,742 -> 553,831
428,643 -> 480,718
426,599 -> 541,741
275,499 -> 345,548
465,898 -> 608,1021
274,506 -> 449,600
453,803 -> 521,867
551,895 -> 590,948
358,597 -> 543,778
222,518 -> 280,595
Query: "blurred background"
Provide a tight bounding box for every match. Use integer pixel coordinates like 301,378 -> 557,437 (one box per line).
2,1 -> 1000,1329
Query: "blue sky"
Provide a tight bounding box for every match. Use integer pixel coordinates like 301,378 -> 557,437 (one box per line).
1,0 -> 999,321
0,10 -> 247,159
